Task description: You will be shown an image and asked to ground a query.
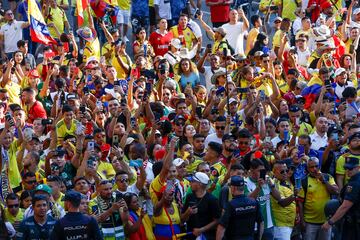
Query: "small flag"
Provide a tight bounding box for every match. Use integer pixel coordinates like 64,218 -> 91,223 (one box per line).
77,0 -> 89,26
27,0 -> 57,45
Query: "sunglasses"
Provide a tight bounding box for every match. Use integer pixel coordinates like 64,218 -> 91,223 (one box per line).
176,122 -> 185,126
117,178 -> 129,183
280,169 -> 289,174
7,204 -> 19,208
25,180 -> 37,184
215,126 -> 225,130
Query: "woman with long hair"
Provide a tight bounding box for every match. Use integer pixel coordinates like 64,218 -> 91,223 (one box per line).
273,61 -> 288,95
133,27 -> 155,68
177,58 -> 200,91
248,33 -> 270,57
123,192 -> 155,240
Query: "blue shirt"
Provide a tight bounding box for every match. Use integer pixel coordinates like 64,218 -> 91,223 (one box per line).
179,72 -> 200,90
17,215 -> 56,240
170,0 -> 188,19
131,0 -> 149,17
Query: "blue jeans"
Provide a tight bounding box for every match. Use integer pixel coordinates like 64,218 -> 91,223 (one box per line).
262,226 -> 274,240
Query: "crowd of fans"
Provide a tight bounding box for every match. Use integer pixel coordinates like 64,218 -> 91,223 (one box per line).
1,0 -> 360,239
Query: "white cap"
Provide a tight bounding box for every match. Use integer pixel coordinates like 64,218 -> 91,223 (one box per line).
191,172 -> 210,185
170,38 -> 181,49
354,8 -> 360,15
229,98 -> 238,104
125,137 -> 135,146
334,68 -> 346,77
85,56 -> 99,66
173,158 -> 185,167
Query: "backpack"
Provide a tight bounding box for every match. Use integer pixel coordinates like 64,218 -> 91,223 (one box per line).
219,39 -> 235,55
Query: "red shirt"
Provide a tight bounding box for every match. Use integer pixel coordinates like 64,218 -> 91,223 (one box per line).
27,101 -> 47,123
206,0 -> 230,23
149,30 -> 174,56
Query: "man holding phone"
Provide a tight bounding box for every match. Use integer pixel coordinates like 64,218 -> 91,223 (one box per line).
245,159 -> 282,240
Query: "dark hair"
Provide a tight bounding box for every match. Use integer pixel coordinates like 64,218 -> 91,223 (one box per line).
250,158 -> 264,169
115,170 -> 128,178
343,87 -> 357,99
193,133 -> 205,140
298,134 -> 311,145
22,171 -> 36,179
208,142 -> 223,155
250,15 -> 261,26
319,67 -> 330,75
152,161 -> 163,177
0,205 -> 9,238
13,50 -> 25,66
216,115 -> 226,122
230,163 -> 245,171
265,118 -> 277,127
277,117 -> 289,126
46,175 -> 62,184
17,40 -> 28,48
31,194 -> 48,206
349,123 -> 360,131
341,119 -> 354,129
62,104 -> 73,113
123,192 -> 137,210
6,193 -> 18,202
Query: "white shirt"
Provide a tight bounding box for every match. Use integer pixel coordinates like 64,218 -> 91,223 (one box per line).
0,20 -> 26,53
297,48 -> 311,67
310,131 -> 328,150
222,22 -> 245,55
204,133 -> 222,148
334,81 -> 354,99
293,17 -> 302,35
164,51 -> 180,66
203,66 -> 225,91
154,0 -> 172,20
188,19 -> 202,39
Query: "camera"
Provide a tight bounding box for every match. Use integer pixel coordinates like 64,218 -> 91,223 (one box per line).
41,119 -> 53,125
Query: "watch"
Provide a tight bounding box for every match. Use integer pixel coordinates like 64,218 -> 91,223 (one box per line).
328,219 -> 335,226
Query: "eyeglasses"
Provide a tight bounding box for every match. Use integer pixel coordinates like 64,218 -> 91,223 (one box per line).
117,178 -> 129,183
25,180 -> 37,184
280,169 -> 289,174
215,126 -> 225,130
7,204 -> 19,209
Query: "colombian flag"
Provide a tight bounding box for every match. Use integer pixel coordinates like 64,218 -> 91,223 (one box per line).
77,0 -> 89,26
301,76 -> 322,110
27,0 -> 57,45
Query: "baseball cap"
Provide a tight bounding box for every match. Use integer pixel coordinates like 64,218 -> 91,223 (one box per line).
35,184 -> 52,195
170,38 -> 181,49
174,114 -> 186,123
213,27 -> 226,37
344,157 -> 359,169
274,17 -> 282,23
173,158 -> 185,167
229,98 -> 238,105
354,8 -> 360,15
222,133 -> 235,142
289,105 -> 300,112
334,68 -> 346,77
62,190 -> 82,206
189,172 -> 210,185
230,176 -> 245,187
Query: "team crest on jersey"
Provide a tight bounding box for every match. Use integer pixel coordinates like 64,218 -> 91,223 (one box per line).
346,185 -> 352,193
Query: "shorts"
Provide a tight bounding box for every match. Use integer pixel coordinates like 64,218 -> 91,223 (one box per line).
117,9 -> 130,25
131,16 -> 149,34
149,7 -> 156,26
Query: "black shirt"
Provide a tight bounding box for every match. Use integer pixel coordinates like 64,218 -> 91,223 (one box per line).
51,212 -> 102,240
182,192 -> 221,240
219,194 -> 263,239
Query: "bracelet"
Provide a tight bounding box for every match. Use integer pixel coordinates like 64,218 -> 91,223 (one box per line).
328,219 -> 335,226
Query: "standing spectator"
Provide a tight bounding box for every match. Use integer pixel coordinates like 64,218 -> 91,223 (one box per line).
117,0 -> 131,42
17,40 -> 36,69
154,0 -> 172,23
170,14 -> 198,51
51,190 -> 102,240
17,195 -> 57,240
149,19 -> 173,57
131,0 -> 150,37
216,176 -> 264,240
21,87 -> 47,124
0,9 -> 30,60
310,117 -> 329,151
206,0 -> 232,28
222,9 -> 249,55
298,157 -> 339,240
182,172 -> 221,240
245,15 -> 262,55
44,0 -> 70,39
4,193 -> 24,232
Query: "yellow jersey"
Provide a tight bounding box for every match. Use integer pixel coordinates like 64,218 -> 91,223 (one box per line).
271,180 -> 296,227
170,25 -> 196,51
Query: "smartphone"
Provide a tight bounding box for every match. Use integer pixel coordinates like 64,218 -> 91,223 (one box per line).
283,130 -> 289,142
331,132 -> 339,141
270,5 -> 279,11
295,178 -> 302,190
196,106 -> 202,119
145,82 -> 152,94
87,158 -> 94,169
96,100 -> 103,109
87,141 -> 94,151
143,44 -> 147,58
216,86 -> 226,96
259,90 -> 266,101
79,105 -> 86,113
75,121 -> 84,135
206,43 -> 212,50
237,87 -> 249,94
260,169 -> 266,180
41,119 -> 53,125
298,145 -> 305,158
83,86 -> 90,95
44,51 -> 56,59
130,117 -> 136,128
112,135 -> 119,147
233,149 -> 240,158
114,80 -> 120,86
142,200 -> 147,211
5,112 -> 14,127
324,79 -> 331,89
194,8 -> 201,19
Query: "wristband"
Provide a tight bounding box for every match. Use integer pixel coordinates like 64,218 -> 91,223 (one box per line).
328,219 -> 335,226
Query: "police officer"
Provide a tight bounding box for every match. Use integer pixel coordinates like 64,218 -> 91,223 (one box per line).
321,157 -> 360,239
216,176 -> 264,240
50,190 -> 102,240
